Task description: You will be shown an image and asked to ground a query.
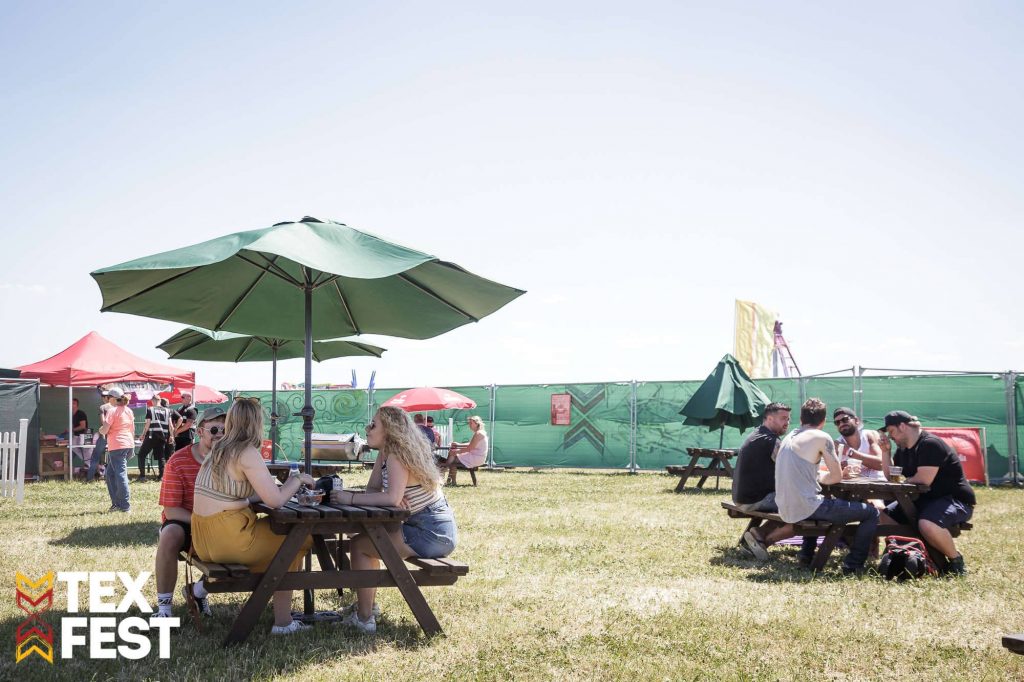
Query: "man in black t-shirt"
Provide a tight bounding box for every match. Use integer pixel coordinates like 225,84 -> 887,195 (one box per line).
732,402 -> 794,561
881,411 -> 975,575
71,398 -> 89,469
172,393 -> 198,452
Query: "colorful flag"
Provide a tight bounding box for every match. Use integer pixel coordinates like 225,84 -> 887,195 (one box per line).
734,300 -> 776,378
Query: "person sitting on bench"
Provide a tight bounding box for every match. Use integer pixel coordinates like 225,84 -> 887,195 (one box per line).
330,406 -> 458,634
776,398 -> 879,575
878,411 -> 975,576
440,415 -> 488,486
191,398 -> 316,636
732,402 -> 794,561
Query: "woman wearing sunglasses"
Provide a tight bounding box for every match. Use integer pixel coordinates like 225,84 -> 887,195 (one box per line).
330,406 -> 457,634
191,397 -> 317,635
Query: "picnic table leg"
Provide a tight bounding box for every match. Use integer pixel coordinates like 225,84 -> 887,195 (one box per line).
810,525 -> 846,572
222,525 -> 312,647
364,524 -> 443,636
676,455 -> 701,492
312,535 -> 345,599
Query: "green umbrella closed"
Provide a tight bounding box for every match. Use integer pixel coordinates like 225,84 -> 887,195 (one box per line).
679,353 -> 770,447
92,217 -> 525,472
158,326 -> 386,461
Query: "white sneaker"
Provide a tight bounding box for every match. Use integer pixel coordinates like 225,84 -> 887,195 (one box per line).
271,620 -> 312,636
340,609 -> 376,634
338,602 -> 381,619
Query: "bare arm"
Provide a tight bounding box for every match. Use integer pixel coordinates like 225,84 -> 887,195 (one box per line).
819,438 -> 843,485
907,465 -> 938,486
238,448 -> 314,508
365,456 -> 384,492
162,506 -> 191,523
331,456 -> 407,507
141,418 -> 152,440
849,431 -> 885,471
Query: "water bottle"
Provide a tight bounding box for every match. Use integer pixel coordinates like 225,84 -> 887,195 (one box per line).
289,462 -> 299,478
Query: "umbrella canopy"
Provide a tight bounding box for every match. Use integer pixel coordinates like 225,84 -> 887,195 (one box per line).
91,217 -> 524,472
381,387 -> 477,412
161,384 -> 229,405
157,327 -> 385,362
679,354 -> 770,434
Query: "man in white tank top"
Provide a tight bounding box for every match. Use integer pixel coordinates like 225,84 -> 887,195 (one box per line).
833,407 -> 886,481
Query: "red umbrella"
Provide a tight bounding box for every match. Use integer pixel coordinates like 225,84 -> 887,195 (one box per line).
381,387 -> 476,412
160,384 -> 229,405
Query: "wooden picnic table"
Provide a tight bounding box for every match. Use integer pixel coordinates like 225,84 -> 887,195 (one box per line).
214,499 -> 453,646
265,461 -> 354,482
667,448 -> 736,491
806,478 -> 930,570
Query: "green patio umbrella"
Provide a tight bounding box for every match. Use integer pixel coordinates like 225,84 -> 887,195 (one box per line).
157,326 -> 386,461
679,353 -> 770,448
92,216 -> 525,473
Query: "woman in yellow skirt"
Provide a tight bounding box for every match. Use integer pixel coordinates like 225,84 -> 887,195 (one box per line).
191,398 -> 316,635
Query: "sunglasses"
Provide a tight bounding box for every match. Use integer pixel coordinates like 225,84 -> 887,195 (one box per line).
205,425 -> 225,436
834,416 -> 853,425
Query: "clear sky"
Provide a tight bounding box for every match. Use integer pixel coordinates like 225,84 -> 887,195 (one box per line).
2,2 -> 1021,391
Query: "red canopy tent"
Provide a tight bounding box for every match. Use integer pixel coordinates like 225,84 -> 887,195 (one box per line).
160,384 -> 228,405
15,331 -> 195,479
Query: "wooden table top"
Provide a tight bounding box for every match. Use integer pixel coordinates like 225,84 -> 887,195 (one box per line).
252,500 -> 409,524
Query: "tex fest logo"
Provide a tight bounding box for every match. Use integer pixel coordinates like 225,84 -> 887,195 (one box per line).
15,571 -> 179,664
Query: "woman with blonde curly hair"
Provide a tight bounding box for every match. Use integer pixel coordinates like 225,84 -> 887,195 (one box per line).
330,406 -> 458,634
191,398 -> 316,635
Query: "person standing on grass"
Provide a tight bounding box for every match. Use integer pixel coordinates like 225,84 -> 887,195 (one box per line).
732,402 -> 794,561
137,395 -> 172,482
441,415 -> 488,486
878,411 -> 974,576
86,391 -> 117,482
190,397 -> 316,635
172,393 -> 198,452
775,398 -> 879,575
99,388 -> 135,512
152,407 -> 226,622
330,406 -> 457,634
71,398 -> 89,471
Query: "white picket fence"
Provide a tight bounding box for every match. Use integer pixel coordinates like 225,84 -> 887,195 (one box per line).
1,418 -> 28,504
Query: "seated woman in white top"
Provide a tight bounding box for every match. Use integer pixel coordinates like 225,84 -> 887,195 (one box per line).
440,415 -> 488,486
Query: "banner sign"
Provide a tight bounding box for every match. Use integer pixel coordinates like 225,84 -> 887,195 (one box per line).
551,394 -> 571,426
733,300 -> 776,379
922,427 -> 988,484
98,382 -> 173,408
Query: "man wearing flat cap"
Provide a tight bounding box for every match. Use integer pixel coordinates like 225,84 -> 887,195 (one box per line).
880,410 -> 975,575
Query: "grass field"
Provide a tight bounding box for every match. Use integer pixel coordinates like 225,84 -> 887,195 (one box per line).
1,470 -> 1022,681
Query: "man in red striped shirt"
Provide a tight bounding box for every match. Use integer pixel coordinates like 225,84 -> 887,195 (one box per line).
152,406 -> 226,620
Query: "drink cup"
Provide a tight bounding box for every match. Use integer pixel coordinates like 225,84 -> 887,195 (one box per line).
888,465 -> 903,483
848,459 -> 862,477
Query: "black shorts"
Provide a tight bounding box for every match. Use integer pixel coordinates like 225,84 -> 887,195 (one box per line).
885,495 -> 973,530
161,519 -> 193,553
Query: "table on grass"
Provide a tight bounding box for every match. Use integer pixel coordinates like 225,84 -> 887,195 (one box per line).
215,500 -> 455,646
666,448 -> 736,491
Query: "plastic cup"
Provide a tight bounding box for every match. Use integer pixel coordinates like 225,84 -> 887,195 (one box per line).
848,460 -> 862,477
888,465 -> 903,482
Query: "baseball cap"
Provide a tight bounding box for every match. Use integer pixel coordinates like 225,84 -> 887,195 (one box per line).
882,410 -> 917,428
832,407 -> 857,420
199,406 -> 227,425
106,388 -> 124,399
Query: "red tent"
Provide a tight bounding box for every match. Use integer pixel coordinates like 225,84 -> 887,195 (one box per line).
16,331 -> 195,388
161,384 -> 228,405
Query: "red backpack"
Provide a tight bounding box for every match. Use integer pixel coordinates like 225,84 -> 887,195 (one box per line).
878,536 -> 938,581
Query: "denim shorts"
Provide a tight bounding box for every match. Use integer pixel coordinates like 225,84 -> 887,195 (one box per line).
886,495 -> 973,529
402,498 -> 457,559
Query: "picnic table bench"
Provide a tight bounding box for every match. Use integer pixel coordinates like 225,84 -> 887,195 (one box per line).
667,448 -> 736,491
180,499 -> 468,646
721,479 -> 972,570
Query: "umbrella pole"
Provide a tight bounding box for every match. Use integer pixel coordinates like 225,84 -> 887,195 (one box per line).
717,426 -> 724,489
270,346 -> 278,464
302,282 -> 314,475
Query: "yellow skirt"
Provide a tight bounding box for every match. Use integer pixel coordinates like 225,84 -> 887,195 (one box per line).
192,507 -> 312,573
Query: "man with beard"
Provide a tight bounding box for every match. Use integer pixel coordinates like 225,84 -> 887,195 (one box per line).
832,407 -> 886,481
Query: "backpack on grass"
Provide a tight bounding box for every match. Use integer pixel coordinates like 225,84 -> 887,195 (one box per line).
878,535 -> 937,581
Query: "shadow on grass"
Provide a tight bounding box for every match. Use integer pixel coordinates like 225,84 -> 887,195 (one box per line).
659,484 -> 729,496
51,521 -> 162,548
708,544 -> 840,583
0,606 -> 432,682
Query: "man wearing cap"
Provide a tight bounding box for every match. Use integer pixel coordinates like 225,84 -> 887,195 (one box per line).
833,407 -> 886,481
880,411 -> 975,575
732,402 -> 794,561
152,406 -> 226,620
172,393 -> 198,452
775,398 -> 879,575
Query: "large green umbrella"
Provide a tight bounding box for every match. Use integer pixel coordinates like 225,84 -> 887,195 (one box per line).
157,326 -> 386,461
679,353 -> 770,448
92,217 -> 525,472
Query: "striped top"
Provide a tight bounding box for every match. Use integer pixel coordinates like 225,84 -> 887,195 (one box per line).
158,445 -> 203,523
381,459 -> 443,514
194,455 -> 256,503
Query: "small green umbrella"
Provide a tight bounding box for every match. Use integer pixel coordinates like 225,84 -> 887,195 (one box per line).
92,217 -> 525,472
158,326 -> 386,461
679,353 -> 770,448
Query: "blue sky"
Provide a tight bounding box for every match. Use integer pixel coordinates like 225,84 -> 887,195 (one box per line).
2,2 -> 1022,390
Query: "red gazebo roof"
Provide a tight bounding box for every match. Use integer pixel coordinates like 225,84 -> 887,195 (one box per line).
15,331 -> 195,388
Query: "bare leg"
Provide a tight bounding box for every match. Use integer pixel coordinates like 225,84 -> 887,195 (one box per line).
763,524 -> 795,546
155,525 -> 185,593
350,529 -> 415,620
272,591 -> 295,626
919,519 -> 958,559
